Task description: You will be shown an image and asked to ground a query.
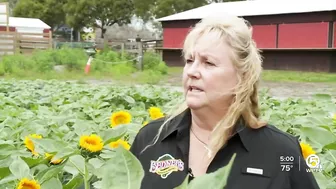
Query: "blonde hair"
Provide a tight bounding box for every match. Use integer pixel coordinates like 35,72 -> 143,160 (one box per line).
141,14 -> 267,156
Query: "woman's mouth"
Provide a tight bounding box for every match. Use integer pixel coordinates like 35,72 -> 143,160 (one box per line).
188,86 -> 203,92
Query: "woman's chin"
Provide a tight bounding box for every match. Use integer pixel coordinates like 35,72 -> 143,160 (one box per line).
186,98 -> 205,110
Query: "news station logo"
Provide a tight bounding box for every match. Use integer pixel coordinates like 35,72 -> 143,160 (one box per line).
305,154 -> 323,173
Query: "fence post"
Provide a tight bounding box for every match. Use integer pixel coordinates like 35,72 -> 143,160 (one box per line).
49,30 -> 52,49
121,43 -> 125,59
13,31 -> 17,53
136,36 -> 143,71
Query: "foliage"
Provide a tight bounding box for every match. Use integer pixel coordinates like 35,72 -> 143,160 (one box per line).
0,48 -> 169,83
0,48 -> 89,75
63,0 -> 134,38
142,51 -> 168,74
13,0 -> 66,30
133,0 -> 243,21
133,0 -> 207,21
0,80 -> 335,188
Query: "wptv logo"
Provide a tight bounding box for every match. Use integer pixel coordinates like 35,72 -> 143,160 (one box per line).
305,154 -> 323,173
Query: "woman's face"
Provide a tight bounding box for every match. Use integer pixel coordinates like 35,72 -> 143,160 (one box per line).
182,32 -> 238,111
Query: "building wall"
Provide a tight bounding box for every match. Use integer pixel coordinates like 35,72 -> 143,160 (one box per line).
160,11 -> 336,72
251,25 -> 277,48
0,26 -> 15,31
334,21 -> 336,47
163,27 -> 191,48
161,11 -> 335,50
261,50 -> 332,72
162,49 -> 335,72
277,22 -> 329,48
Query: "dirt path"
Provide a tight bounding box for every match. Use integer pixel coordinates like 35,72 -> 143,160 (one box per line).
259,81 -> 336,99
83,78 -> 336,100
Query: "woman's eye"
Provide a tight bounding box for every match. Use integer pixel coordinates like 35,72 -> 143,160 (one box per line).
186,59 -> 193,64
205,61 -> 214,66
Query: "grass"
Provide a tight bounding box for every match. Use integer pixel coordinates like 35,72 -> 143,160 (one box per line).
2,66 -> 336,85
262,70 -> 336,83
0,69 -> 167,85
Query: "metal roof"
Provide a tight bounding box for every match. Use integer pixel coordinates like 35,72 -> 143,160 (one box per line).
156,0 -> 336,22
0,17 -> 51,29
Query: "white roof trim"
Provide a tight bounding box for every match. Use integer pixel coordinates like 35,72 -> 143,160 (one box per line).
0,17 -> 51,29
156,0 -> 336,22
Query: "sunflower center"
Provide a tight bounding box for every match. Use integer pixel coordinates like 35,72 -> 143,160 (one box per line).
22,183 -> 36,189
116,116 -> 126,123
85,138 -> 98,145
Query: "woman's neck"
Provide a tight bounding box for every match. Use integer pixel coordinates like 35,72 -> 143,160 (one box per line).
190,107 -> 227,130
189,107 -> 228,143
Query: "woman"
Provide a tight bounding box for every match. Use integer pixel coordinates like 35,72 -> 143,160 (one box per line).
130,14 -> 320,189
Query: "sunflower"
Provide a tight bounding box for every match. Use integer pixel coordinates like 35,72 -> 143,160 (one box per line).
45,153 -> 62,165
148,107 -> 164,120
79,134 -> 104,153
110,111 -> 132,127
24,134 -> 42,156
17,178 -> 40,189
109,139 -> 130,150
300,142 -> 316,160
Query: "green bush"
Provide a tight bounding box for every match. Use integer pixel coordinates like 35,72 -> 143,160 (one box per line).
51,47 -> 88,71
0,47 -> 168,82
0,47 -> 89,76
0,54 -> 36,74
142,52 -> 168,75
90,49 -> 136,75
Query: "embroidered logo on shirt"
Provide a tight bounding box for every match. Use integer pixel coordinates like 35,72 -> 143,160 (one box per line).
149,154 -> 184,179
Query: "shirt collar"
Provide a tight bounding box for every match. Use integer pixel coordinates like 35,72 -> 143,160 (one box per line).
160,108 -> 253,152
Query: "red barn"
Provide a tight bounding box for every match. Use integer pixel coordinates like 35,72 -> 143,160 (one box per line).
156,0 -> 336,72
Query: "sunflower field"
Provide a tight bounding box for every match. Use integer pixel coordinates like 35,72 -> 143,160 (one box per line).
0,79 -> 335,189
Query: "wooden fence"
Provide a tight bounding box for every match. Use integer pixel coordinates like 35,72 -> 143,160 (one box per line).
0,31 -> 52,56
95,38 -> 163,53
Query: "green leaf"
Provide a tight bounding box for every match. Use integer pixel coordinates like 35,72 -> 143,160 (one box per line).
0,174 -> 17,185
187,154 -> 236,189
312,94 -> 332,101
63,175 -> 83,189
124,96 -> 135,104
100,147 -> 144,189
21,156 -> 48,168
102,125 -> 128,145
68,155 -> 85,175
72,119 -> 95,136
31,138 -> 69,154
53,147 -> 80,161
0,167 -> 11,180
324,142 -> 336,150
41,177 -> 63,189
35,162 -> 66,184
0,144 -> 17,156
299,126 -> 336,147
9,157 -> 31,179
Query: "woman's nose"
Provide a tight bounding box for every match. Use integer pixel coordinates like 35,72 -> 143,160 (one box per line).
187,61 -> 201,79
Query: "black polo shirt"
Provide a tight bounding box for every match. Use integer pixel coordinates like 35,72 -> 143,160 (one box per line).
130,108 -> 320,189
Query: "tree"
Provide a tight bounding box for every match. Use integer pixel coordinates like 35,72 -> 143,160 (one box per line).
64,0 -> 134,38
12,0 -> 65,31
133,0 -> 246,21
133,0 -> 208,21
207,0 -> 244,2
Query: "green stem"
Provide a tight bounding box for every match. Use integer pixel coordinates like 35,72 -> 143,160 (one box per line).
84,159 -> 90,189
